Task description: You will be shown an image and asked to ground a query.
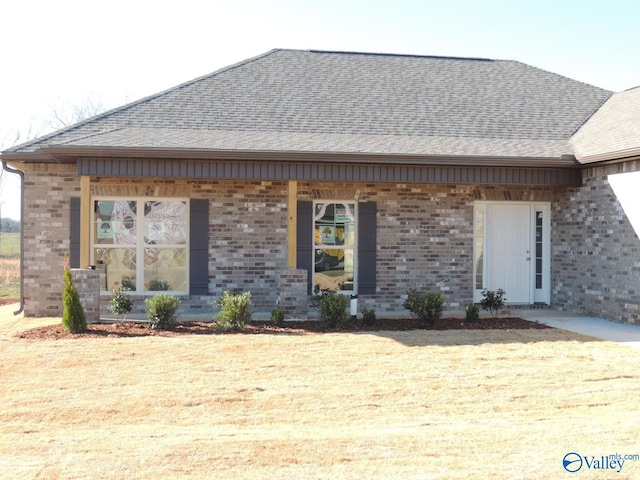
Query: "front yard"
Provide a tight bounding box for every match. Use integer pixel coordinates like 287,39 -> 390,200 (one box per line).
1,304 -> 639,479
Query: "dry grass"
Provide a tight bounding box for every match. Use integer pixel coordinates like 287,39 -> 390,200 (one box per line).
1,304 -> 640,479
0,257 -> 19,283
0,258 -> 20,300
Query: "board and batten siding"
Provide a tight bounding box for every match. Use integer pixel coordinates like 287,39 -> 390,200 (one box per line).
77,158 -> 581,186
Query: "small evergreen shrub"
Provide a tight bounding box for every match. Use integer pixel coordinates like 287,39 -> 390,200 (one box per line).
465,303 -> 480,322
362,307 -> 377,326
145,294 -> 180,330
312,290 -> 350,330
147,279 -> 171,291
480,289 -> 506,318
108,286 -> 134,320
271,307 -> 285,327
62,259 -> 87,333
403,289 -> 445,328
121,275 -> 136,291
213,291 -> 253,332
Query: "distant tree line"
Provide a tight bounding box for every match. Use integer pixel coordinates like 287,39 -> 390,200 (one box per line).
1,218 -> 20,233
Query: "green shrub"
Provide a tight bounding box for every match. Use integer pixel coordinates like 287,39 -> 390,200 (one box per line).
147,279 -> 171,291
62,261 -> 87,333
213,291 -> 253,332
312,291 -> 350,330
121,275 -> 136,291
480,289 -> 506,318
271,307 -> 285,327
465,303 -> 480,322
145,294 -> 180,330
403,289 -> 445,328
362,307 -> 377,326
108,286 -> 134,320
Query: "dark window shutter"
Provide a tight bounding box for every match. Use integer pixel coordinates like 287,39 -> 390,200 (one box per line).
296,201 -> 313,294
69,197 -> 81,268
358,202 -> 377,295
189,199 -> 209,295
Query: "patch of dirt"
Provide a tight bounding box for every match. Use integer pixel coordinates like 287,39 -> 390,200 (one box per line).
0,299 -> 19,307
17,316 -> 550,340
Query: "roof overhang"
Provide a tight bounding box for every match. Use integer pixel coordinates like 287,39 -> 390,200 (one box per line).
575,149 -> 640,166
2,144 -> 580,169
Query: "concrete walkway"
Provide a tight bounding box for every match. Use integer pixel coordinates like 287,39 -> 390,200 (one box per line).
519,309 -> 640,349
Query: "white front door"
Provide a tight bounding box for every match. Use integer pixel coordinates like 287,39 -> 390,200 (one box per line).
489,204 -> 531,303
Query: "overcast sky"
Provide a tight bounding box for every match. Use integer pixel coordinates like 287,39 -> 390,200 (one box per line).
1,0 -> 639,220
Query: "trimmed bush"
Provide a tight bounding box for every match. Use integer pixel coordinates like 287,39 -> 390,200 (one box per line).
108,286 -> 134,320
147,279 -> 171,291
213,291 -> 253,332
465,303 -> 480,322
271,307 -> 285,327
145,294 -> 180,330
480,289 -> 506,318
62,261 -> 87,333
121,275 -> 136,291
362,307 -> 377,326
312,291 -> 350,331
403,289 -> 445,328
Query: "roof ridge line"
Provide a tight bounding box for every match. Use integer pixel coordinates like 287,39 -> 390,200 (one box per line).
307,49 -> 495,62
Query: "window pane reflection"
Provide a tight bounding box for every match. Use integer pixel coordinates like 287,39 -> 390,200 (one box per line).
94,247 -> 136,292
144,201 -> 187,245
144,247 -> 187,292
94,200 -> 137,245
313,202 -> 356,292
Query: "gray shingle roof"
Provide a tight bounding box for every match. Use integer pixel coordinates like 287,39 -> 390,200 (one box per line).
4,49 -> 612,160
571,86 -> 640,163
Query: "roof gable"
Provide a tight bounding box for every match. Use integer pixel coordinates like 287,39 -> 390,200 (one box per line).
571,86 -> 640,163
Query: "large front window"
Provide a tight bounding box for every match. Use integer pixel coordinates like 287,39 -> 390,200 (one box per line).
313,202 -> 356,292
93,199 -> 188,293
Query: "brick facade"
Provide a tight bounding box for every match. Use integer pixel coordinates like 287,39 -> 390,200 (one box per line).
21,163 -> 80,317
552,161 -> 640,324
298,182 -> 555,314
19,163 -> 640,324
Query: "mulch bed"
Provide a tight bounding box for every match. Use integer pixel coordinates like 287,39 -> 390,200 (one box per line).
16,316 -> 550,340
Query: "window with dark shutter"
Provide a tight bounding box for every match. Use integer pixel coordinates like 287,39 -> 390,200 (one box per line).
189,199 -> 209,295
69,197 -> 81,268
297,200 -> 376,295
296,201 -> 313,294
357,202 -> 377,295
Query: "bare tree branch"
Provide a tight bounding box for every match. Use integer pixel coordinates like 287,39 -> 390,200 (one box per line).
1,94 -> 108,198
48,95 -> 106,129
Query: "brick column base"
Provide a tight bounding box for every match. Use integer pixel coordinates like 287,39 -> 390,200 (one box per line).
278,269 -> 309,319
71,268 -> 101,323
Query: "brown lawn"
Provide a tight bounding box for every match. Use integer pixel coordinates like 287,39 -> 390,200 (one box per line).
1,303 -> 640,479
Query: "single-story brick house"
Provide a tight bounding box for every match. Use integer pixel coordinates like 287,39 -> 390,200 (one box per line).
2,49 -> 640,323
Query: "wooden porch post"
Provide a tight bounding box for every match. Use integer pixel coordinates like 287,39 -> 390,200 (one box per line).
80,176 -> 91,268
287,180 -> 297,268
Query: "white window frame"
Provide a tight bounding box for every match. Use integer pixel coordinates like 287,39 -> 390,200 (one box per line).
91,196 -> 190,295
312,200 -> 358,294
